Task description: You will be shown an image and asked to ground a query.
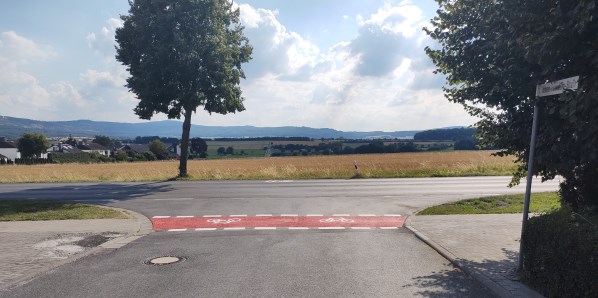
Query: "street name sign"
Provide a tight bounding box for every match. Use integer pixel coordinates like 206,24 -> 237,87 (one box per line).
536,76 -> 579,97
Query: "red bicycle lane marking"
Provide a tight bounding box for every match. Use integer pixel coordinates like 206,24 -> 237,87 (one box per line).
151,216 -> 406,230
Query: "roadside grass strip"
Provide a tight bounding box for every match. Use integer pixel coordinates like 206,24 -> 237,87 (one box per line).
418,192 -> 560,215
0,200 -> 130,221
151,214 -> 405,231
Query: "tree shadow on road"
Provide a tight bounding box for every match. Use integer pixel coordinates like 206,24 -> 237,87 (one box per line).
0,181 -> 174,205
403,249 -> 520,297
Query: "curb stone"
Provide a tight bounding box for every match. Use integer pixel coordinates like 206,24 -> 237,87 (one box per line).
0,206 -> 153,292
97,206 -> 153,250
405,214 -> 543,298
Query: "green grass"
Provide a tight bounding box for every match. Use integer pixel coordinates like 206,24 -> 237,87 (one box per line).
418,192 -> 561,215
0,200 -> 131,221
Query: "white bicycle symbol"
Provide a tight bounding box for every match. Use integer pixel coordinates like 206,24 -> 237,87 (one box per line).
319,217 -> 354,223
207,218 -> 242,224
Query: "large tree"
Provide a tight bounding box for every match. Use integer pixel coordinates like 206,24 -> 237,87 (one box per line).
17,133 -> 50,158
116,0 -> 252,177
425,0 -> 598,210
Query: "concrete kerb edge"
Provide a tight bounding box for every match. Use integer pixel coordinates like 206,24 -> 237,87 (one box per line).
96,206 -> 153,250
0,207 -> 153,292
405,213 -> 512,298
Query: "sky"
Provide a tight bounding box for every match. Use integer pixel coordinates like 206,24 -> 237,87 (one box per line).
0,0 -> 477,132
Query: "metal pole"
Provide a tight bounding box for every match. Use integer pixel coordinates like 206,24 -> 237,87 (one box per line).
518,102 -> 539,272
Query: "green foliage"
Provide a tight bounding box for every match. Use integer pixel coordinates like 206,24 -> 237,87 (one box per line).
225,146 -> 234,155
190,137 -> 207,154
425,0 -> 598,211
419,192 -> 560,215
93,135 -> 112,147
115,0 -> 252,177
143,151 -> 157,161
14,158 -> 52,165
0,200 -> 129,221
114,150 -> 129,162
17,133 -> 49,158
217,147 -> 226,155
522,207 -> 598,297
414,128 -> 476,141
148,139 -> 169,160
50,153 -> 92,163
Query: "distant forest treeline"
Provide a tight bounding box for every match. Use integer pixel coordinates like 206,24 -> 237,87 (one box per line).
413,128 -> 476,141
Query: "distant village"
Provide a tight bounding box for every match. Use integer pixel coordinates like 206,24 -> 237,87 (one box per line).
0,135 -> 184,164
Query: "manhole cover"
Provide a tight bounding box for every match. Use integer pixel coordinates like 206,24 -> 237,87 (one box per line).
145,256 -> 186,265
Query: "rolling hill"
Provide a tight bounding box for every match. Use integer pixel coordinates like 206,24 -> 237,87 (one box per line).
0,115 -> 420,140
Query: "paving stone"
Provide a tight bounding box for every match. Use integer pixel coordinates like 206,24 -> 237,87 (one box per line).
409,214 -> 543,298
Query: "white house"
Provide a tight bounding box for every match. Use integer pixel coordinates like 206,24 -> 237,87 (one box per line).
0,138 -> 20,161
77,143 -> 111,156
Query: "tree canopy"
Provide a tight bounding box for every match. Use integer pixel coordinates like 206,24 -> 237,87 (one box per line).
116,0 -> 252,176
190,137 -> 207,154
93,135 -> 113,147
17,133 -> 50,158
148,139 -> 170,160
425,0 -> 598,210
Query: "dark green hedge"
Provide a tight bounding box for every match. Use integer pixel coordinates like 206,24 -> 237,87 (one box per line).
49,152 -> 113,163
522,207 -> 598,297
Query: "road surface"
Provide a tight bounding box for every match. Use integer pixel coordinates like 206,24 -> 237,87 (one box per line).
0,176 -> 559,297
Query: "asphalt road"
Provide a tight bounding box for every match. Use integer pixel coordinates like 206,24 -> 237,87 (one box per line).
0,177 -> 560,297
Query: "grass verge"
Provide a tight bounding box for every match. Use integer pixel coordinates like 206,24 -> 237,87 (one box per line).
418,192 -> 560,215
0,200 -> 131,221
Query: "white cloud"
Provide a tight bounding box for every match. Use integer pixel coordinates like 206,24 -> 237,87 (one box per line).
238,4 -> 321,80
1,2 -> 475,131
225,1 -> 476,131
0,30 -> 136,122
0,31 -> 54,63
86,18 -> 123,56
80,69 -> 124,88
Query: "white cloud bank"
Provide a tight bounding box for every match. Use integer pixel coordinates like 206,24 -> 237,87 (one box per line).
1,1 -> 476,131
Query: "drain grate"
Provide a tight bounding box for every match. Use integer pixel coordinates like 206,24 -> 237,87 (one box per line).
145,256 -> 186,266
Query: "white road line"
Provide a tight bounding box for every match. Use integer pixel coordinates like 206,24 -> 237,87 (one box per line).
203,215 -> 222,217
288,227 -> 309,230
351,227 -> 372,230
281,214 -> 298,216
195,228 -> 217,231
223,227 -> 246,230
152,216 -> 171,218
332,214 -> 350,216
306,214 -> 324,216
230,215 -> 247,217
318,227 -> 345,230
176,216 -> 194,218
383,214 -> 402,217
379,227 -> 400,229
154,198 -> 193,201
168,229 -> 188,232
358,214 -> 376,216
256,214 -> 273,216
254,227 -> 277,230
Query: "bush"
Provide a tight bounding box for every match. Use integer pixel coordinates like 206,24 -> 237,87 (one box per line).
49,152 -> 112,164
522,207 -> 598,297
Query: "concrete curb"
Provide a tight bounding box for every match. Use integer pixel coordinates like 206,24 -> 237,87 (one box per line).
97,207 -> 153,250
1,207 -> 153,292
405,215 -> 543,298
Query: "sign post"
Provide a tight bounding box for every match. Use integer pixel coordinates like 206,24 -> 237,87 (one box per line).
518,76 -> 579,272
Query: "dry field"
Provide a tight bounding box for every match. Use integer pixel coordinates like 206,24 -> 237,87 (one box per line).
0,151 -> 516,183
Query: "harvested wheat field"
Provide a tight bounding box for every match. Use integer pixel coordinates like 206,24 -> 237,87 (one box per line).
0,151 -> 516,183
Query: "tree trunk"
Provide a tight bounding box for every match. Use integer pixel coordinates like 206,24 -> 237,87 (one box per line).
178,109 -> 193,177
